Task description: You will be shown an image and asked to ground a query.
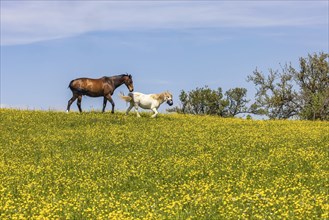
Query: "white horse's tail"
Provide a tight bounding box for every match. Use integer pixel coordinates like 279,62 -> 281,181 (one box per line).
119,92 -> 132,102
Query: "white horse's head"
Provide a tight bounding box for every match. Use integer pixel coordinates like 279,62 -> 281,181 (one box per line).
164,91 -> 173,106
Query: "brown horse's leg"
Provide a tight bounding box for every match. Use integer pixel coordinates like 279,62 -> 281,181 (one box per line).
102,97 -> 107,113
77,95 -> 82,112
67,94 -> 78,112
105,94 -> 115,114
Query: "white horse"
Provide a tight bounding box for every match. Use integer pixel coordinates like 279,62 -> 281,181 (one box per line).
120,91 -> 173,118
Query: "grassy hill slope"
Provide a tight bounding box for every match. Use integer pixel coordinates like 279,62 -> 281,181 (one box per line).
0,109 -> 328,219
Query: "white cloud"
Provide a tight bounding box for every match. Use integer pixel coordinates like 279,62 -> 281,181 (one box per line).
1,1 -> 327,46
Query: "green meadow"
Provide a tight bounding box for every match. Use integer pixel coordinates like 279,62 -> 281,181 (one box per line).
0,109 -> 328,219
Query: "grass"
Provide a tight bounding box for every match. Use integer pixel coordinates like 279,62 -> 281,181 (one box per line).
0,108 -> 328,219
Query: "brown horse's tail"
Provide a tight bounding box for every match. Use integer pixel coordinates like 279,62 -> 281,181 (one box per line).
68,80 -> 74,89
119,92 -> 132,102
68,79 -> 88,95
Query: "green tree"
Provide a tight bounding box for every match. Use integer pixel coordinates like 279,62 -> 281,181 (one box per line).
180,86 -> 227,115
168,86 -> 250,117
293,53 -> 329,120
225,87 -> 249,117
247,65 -> 300,119
248,52 -> 329,120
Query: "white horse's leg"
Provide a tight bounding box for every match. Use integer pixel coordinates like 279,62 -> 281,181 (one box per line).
134,105 -> 141,117
125,103 -> 133,115
151,108 -> 158,118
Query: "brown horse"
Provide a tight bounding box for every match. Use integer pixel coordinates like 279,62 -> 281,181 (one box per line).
67,74 -> 134,113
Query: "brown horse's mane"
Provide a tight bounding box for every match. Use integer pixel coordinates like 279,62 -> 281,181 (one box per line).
102,74 -> 128,84
112,73 -> 130,78
103,73 -> 131,81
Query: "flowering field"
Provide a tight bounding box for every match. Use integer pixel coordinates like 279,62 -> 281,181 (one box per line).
0,109 -> 328,219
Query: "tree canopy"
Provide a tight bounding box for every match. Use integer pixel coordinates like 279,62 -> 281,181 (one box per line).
168,86 -> 249,117
247,52 -> 328,120
168,52 -> 329,120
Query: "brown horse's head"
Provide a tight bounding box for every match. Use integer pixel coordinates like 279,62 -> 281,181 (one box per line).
123,74 -> 134,92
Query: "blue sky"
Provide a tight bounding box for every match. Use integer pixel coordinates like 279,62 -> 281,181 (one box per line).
1,1 -> 328,112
